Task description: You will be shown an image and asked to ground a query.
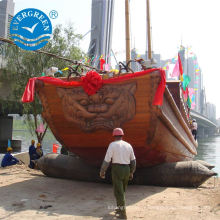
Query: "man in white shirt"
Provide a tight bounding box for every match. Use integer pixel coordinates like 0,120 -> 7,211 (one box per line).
100,128 -> 136,219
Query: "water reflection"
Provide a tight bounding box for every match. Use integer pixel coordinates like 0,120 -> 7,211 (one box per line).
196,136 -> 220,175
12,130 -> 58,154
0,129 -> 58,162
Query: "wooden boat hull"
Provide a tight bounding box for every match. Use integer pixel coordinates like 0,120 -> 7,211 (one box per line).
35,69 -> 197,168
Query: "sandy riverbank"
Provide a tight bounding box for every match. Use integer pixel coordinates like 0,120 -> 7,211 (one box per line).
0,164 -> 219,220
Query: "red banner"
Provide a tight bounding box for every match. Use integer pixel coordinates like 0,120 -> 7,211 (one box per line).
22,68 -> 166,106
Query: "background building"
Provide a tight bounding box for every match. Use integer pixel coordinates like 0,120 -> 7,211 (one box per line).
0,0 -> 14,38
0,0 -> 14,68
130,48 -> 162,71
165,47 -> 216,121
88,0 -> 114,67
206,102 -> 216,123
129,46 -> 217,122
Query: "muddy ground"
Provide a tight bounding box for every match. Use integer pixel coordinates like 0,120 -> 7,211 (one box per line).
0,165 -> 219,220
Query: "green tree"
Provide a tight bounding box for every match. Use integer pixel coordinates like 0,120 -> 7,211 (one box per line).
1,24 -> 84,144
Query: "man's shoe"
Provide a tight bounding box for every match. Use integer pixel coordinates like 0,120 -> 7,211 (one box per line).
117,211 -> 127,219
115,207 -> 120,214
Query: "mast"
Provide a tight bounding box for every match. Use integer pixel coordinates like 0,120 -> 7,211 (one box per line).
125,0 -> 131,65
146,0 -> 152,60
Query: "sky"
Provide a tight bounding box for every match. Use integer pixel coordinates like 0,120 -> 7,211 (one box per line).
13,0 -> 220,118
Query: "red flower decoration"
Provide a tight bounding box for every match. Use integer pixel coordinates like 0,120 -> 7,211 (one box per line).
81,71 -> 103,95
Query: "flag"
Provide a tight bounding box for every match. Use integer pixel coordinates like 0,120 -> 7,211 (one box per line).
182,74 -> 191,91
178,54 -> 183,74
187,96 -> 192,108
188,88 -> 195,97
178,53 -> 183,80
182,87 -> 188,102
36,123 -> 45,133
61,67 -> 69,71
171,60 -> 180,77
191,102 -> 196,109
100,58 -> 105,70
104,64 -> 110,71
171,53 -> 184,79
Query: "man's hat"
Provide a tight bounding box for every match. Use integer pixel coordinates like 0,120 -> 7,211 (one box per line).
113,128 -> 124,136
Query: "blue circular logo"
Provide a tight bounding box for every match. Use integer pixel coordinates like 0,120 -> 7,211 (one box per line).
10,8 -> 52,51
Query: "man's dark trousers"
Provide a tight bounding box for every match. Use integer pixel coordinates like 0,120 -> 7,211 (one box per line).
111,164 -> 130,212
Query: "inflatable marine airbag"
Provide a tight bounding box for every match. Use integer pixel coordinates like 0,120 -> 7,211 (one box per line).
36,154 -> 217,187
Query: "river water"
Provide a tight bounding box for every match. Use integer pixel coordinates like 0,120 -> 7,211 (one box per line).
0,130 -> 219,175
195,136 -> 220,175
0,129 -> 58,162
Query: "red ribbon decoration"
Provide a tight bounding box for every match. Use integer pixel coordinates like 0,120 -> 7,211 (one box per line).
81,71 -> 103,95
21,68 -> 166,106
21,78 -> 37,103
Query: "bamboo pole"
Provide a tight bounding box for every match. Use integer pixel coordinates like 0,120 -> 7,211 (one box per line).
125,0 -> 131,65
146,0 -> 152,60
0,37 -> 101,72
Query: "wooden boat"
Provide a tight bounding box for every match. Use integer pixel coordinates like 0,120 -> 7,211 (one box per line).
21,0 -> 197,168
22,67 -> 197,168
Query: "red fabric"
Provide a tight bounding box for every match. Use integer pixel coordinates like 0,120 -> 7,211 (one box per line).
100,58 -> 105,70
21,76 -> 82,103
34,76 -> 82,87
103,68 -> 166,105
21,78 -> 36,103
22,68 -> 166,106
82,71 -> 103,95
152,69 -> 166,105
52,144 -> 59,153
178,54 -> 183,76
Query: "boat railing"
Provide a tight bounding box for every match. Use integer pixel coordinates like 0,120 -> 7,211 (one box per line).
166,80 -> 191,128
180,90 -> 191,127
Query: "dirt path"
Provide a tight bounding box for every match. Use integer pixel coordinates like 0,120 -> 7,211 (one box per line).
0,165 -> 219,220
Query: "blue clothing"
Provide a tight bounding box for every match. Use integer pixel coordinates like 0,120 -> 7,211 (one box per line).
29,145 -> 38,160
1,152 -> 19,167
29,144 -> 38,169
29,145 -> 43,168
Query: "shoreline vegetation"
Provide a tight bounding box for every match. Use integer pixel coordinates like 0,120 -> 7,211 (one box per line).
0,165 -> 219,219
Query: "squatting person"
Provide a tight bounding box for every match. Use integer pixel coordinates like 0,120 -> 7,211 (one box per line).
36,142 -> 44,158
1,147 -> 20,167
100,128 -> 136,219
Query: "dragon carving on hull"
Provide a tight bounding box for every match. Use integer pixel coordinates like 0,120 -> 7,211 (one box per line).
57,82 -> 137,131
